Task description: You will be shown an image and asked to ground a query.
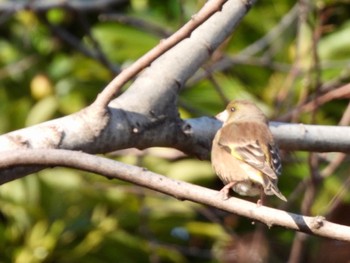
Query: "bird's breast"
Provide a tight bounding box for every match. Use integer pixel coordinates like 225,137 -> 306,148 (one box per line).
232,181 -> 261,196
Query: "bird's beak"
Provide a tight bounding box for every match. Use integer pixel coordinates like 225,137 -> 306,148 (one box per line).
216,110 -> 229,122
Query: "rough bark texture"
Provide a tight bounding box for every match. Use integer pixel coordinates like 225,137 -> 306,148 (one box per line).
1,0 -> 350,184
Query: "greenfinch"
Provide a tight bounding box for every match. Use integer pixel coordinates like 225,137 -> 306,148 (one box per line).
211,100 -> 287,202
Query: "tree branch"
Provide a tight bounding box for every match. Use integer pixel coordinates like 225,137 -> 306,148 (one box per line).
1,113 -> 350,184
278,83 -> 350,121
1,149 -> 350,242
0,0 -> 127,12
269,122 -> 350,152
1,0 -> 349,184
0,0 -> 258,182
92,0 -> 231,109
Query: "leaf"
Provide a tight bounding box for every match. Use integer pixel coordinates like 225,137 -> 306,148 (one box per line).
25,96 -> 58,126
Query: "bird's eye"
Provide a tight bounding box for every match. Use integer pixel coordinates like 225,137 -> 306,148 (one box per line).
230,107 -> 236,112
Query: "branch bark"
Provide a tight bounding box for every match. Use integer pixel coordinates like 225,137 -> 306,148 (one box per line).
1,0 -> 350,185
269,122 -> 350,152
0,0 -> 256,183
1,149 -> 349,242
0,0 -> 127,11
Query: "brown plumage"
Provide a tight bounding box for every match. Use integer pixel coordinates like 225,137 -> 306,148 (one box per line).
211,100 -> 286,202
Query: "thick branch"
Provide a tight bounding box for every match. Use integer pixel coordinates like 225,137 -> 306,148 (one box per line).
0,0 -> 258,182
1,114 -> 350,184
93,0 -> 231,108
1,149 -> 349,242
269,122 -> 350,152
1,0 -> 349,184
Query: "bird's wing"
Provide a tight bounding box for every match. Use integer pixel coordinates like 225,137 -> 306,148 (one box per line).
218,122 -> 278,180
268,143 -> 282,176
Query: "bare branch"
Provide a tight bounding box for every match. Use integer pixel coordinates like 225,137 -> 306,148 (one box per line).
269,122 -> 350,153
1,113 -> 350,184
188,3 -> 298,84
37,13 -> 120,74
0,0 -> 259,183
92,0 -> 234,109
1,149 -> 350,242
1,0 -> 349,184
278,83 -> 350,121
99,14 -> 172,38
0,0 -> 127,12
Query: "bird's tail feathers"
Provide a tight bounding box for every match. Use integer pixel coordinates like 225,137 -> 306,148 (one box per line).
265,183 -> 287,202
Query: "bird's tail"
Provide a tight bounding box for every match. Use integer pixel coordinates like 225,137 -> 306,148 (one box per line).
265,182 -> 287,202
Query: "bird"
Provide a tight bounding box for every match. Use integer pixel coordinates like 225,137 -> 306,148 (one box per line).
211,100 -> 287,203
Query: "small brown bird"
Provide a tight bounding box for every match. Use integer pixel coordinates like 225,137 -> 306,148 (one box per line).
211,100 -> 287,203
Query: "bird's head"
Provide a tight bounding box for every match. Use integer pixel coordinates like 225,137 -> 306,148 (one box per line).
216,100 -> 268,124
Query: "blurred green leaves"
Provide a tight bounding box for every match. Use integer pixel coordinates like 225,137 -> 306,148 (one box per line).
1,0 -> 350,262
92,23 -> 159,63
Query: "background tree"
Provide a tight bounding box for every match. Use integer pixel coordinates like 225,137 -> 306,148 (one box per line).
1,0 -> 350,262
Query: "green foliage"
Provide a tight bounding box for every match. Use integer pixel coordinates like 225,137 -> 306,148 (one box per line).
1,0 -> 350,262
92,23 -> 159,62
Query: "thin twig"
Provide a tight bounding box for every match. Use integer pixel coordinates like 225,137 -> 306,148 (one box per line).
288,1 -> 317,262
319,102 -> 350,218
77,11 -> 120,74
92,0 -> 229,109
323,175 -> 350,218
188,3 -> 298,85
278,83 -> 350,121
207,73 -> 230,105
38,14 -> 98,60
320,102 -> 350,177
99,14 -> 172,38
37,12 -> 121,74
0,0 -> 127,12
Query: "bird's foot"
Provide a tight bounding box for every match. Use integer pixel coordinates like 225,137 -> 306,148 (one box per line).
257,192 -> 266,207
257,199 -> 263,207
219,182 -> 236,200
219,188 -> 230,200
